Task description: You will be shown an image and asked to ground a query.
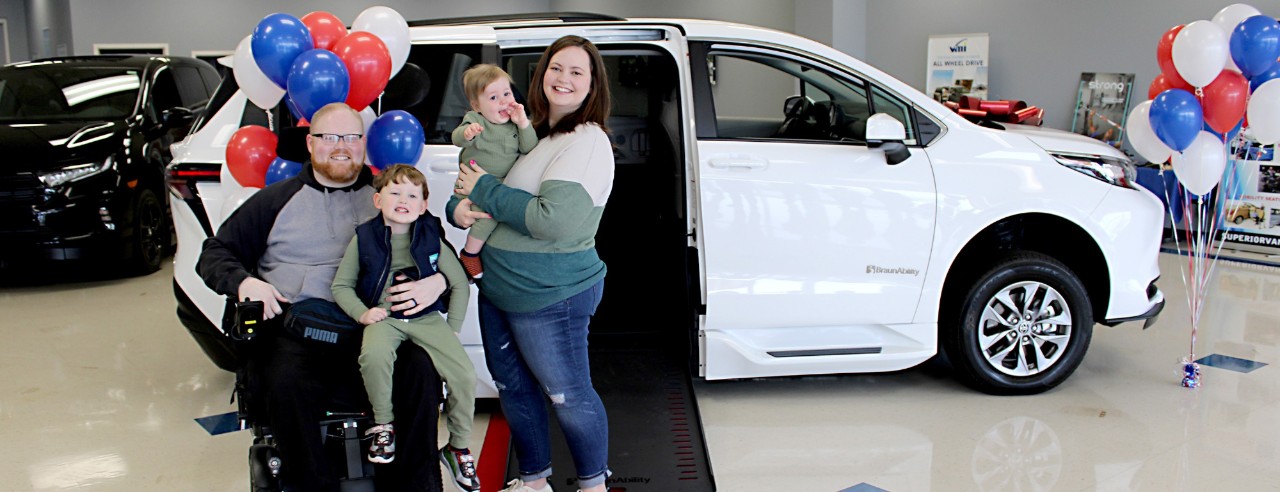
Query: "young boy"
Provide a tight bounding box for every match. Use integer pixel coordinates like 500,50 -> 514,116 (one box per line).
331,164 -> 480,492
452,63 -> 538,280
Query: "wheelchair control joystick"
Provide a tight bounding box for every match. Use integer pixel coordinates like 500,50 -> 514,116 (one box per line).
234,298 -> 264,341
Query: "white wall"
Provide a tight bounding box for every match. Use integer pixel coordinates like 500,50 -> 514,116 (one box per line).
27,0 -> 70,59
863,0 -> 1280,131
68,0 -> 549,59
0,0 -> 29,62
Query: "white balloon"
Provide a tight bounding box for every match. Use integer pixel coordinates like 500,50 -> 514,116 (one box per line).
1126,100 -> 1174,164
360,106 -> 377,134
1212,4 -> 1262,33
352,6 -> 410,78
1173,20 -> 1230,87
233,35 -> 285,111
1212,3 -> 1260,73
1171,131 -> 1227,195
1247,78 -> 1280,144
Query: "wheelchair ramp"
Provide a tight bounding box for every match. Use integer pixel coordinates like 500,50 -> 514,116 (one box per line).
499,345 -> 714,491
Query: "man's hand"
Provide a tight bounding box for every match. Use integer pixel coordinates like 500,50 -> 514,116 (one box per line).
385,272 -> 447,316
508,102 -> 529,128
452,197 -> 492,228
238,277 -> 289,320
359,307 -> 388,325
463,123 -> 484,141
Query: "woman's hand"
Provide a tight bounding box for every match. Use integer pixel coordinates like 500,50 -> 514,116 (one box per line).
385,273 -> 446,316
452,197 -> 492,229
456,159 -> 489,196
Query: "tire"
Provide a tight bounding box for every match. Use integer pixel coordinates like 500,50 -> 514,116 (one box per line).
127,188 -> 168,274
942,252 -> 1093,395
1234,216 -> 1244,224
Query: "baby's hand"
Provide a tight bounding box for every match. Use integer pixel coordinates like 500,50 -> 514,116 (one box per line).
508,103 -> 529,128
359,307 -> 388,325
463,123 -> 484,141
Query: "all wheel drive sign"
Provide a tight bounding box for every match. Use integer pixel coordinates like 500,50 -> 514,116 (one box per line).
926,33 -> 989,103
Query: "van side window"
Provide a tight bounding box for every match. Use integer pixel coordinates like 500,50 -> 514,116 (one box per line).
385,44 -> 486,144
704,48 -> 914,144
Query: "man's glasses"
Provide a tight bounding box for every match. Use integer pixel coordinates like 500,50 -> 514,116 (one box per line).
311,133 -> 363,144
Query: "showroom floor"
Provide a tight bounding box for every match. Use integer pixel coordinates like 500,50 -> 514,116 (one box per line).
0,252 -> 1276,491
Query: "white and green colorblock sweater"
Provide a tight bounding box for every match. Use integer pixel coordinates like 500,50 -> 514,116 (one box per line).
448,123 -> 614,313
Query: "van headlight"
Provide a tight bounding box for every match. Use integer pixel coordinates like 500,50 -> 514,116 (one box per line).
1052,153 -> 1136,189
39,157 -> 114,188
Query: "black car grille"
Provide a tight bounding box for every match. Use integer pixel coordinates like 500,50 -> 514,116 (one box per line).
0,175 -> 42,233
0,174 -> 42,204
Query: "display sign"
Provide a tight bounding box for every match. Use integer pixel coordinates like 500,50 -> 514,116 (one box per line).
1220,140 -> 1280,254
926,33 -> 989,103
1070,72 -> 1134,151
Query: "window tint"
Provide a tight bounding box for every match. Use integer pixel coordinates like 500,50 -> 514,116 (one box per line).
150,67 -> 183,114
174,66 -> 211,107
386,44 -> 485,144
705,49 -> 913,143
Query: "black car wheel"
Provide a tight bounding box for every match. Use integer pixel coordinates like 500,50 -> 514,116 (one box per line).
943,252 -> 1093,395
1233,216 -> 1244,224
129,188 -> 167,274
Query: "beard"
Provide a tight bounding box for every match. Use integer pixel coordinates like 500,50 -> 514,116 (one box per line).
313,158 -> 362,184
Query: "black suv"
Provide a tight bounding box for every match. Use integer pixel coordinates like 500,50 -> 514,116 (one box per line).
0,55 -> 219,273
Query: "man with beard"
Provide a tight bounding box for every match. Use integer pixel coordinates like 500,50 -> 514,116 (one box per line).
199,103 -> 448,491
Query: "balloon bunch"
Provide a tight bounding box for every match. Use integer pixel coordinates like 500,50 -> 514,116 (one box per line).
1124,4 -> 1280,388
226,7 -> 426,188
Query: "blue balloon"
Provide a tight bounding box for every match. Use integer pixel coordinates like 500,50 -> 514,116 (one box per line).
264,157 -> 303,186
367,110 -> 425,170
1250,64 -> 1280,92
284,93 -> 305,122
286,49 -> 350,123
1231,15 -> 1280,79
1148,89 -> 1203,152
251,13 -> 313,89
1204,119 -> 1243,144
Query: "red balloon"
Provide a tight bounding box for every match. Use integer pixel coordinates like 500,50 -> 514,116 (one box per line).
1202,70 -> 1249,134
301,11 -> 346,51
1148,73 -> 1192,101
334,32 -> 392,112
226,125 -> 278,188
1157,25 -> 1190,89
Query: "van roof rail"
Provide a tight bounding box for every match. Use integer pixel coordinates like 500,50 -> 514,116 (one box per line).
407,12 -> 626,27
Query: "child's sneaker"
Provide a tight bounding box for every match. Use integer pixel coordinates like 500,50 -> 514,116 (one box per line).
439,445 -> 480,491
365,423 -> 395,463
499,479 -> 552,492
459,252 -> 484,281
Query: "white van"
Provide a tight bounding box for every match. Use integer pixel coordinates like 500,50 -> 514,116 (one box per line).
168,13 -> 1164,396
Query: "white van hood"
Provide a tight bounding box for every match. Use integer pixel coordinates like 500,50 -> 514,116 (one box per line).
1000,123 -> 1127,159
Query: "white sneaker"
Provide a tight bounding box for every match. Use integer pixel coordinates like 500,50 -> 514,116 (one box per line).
499,478 -> 553,492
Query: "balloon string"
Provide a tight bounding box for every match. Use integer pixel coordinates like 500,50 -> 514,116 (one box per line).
266,109 -> 274,132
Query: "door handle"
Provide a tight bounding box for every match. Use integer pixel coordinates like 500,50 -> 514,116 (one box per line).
708,157 -> 767,170
428,159 -> 458,173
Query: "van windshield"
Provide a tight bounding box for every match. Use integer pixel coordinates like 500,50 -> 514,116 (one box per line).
0,65 -> 140,122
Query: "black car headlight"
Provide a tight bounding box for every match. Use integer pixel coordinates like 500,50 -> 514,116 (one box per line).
39,156 -> 114,188
1052,153 -> 1136,189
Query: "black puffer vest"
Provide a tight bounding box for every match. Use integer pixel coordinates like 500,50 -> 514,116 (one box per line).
354,214 -> 447,319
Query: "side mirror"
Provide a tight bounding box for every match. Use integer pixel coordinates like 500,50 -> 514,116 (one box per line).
161,106 -> 195,126
865,113 -> 910,165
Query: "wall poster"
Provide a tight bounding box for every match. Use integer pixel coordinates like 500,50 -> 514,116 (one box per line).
925,33 -> 989,103
1220,140 -> 1280,254
1070,72 -> 1135,151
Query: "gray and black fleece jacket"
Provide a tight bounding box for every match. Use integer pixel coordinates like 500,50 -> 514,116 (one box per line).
198,163 -> 377,304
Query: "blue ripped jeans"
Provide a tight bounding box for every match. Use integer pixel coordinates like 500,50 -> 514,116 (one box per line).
478,280 -> 610,489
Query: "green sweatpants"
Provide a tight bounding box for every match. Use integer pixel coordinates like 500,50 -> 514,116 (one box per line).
359,315 -> 475,449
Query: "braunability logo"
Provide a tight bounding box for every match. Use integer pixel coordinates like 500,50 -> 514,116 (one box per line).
866,265 -> 921,276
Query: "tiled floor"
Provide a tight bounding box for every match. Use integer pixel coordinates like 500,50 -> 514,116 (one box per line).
1,252 -> 1277,491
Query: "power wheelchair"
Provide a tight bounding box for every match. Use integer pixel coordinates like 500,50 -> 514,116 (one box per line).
228,298 -> 444,492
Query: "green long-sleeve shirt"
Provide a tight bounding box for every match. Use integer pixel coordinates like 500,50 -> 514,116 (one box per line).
331,232 -> 470,333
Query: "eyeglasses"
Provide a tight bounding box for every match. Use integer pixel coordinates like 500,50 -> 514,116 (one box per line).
310,133 -> 363,144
